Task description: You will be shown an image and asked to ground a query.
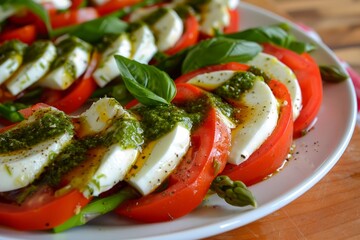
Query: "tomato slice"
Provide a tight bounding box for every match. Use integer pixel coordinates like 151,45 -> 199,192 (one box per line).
165,14 -> 199,55
222,80 -> 294,186
96,0 -> 141,16
42,51 -> 100,114
116,83 -> 231,222
50,7 -> 99,29
0,188 -> 89,230
263,43 -> 323,138
224,8 -> 240,34
0,25 -> 37,45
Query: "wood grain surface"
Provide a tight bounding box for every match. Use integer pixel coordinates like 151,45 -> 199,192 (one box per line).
206,0 -> 360,239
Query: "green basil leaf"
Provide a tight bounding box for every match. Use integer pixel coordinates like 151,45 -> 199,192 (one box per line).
182,38 -> 262,74
114,55 -> 176,106
155,48 -> 192,79
1,0 -> 52,33
224,24 -> 316,54
320,65 -> 348,83
51,16 -> 128,43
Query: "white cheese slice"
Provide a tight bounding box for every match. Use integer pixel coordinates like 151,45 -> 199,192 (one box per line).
247,52 -> 302,119
199,0 -> 231,36
126,124 -> 191,195
130,24 -> 157,64
93,34 -> 132,87
5,41 -> 56,95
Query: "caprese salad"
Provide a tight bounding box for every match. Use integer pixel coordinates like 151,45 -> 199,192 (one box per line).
0,0 -> 347,233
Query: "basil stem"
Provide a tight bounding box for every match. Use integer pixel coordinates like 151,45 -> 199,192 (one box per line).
0,103 -> 26,122
114,55 -> 176,106
53,187 -> 139,233
320,65 -> 348,83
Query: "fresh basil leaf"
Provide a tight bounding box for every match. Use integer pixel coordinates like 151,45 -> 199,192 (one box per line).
1,0 -> 52,33
182,38 -> 262,74
320,65 -> 348,83
224,24 -> 316,54
51,16 -> 128,43
114,55 -> 176,106
155,48 -> 193,79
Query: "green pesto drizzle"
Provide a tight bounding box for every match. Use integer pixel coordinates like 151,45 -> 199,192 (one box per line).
0,40 -> 27,65
23,40 -> 53,64
214,71 -> 259,100
132,104 -> 192,142
0,109 -> 74,154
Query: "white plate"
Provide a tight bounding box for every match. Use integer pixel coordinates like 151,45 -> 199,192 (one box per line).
0,2 -> 357,240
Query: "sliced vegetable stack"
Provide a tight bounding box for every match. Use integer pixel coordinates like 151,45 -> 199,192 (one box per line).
0,0 -> 347,233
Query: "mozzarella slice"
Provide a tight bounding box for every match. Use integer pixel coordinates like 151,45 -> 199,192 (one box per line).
247,52 -> 302,119
199,0 -> 230,36
228,80 -> 279,164
130,24 -> 157,64
0,41 -> 27,85
0,108 -> 73,192
185,70 -> 279,164
130,7 -> 183,52
126,124 -> 191,195
150,8 -> 183,51
5,41 -> 56,95
83,145 -> 139,197
0,133 -> 72,192
69,98 -> 142,197
39,37 -> 92,90
93,34 -> 132,87
77,98 -> 127,137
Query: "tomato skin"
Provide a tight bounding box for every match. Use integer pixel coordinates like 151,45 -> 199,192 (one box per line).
222,80 -> 294,186
165,14 -> 199,55
224,8 -> 240,34
263,43 -> 323,138
50,7 -> 99,29
0,25 -> 36,45
175,62 -> 250,83
116,83 -> 231,222
96,0 -> 141,16
42,51 -> 100,114
0,189 -> 89,230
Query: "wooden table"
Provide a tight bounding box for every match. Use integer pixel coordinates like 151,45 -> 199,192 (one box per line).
207,0 -> 360,239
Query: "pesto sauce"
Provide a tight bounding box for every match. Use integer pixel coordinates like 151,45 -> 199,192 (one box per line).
173,5 -> 194,19
133,104 -> 192,141
23,40 -> 53,64
0,109 -> 74,154
177,92 -> 239,127
142,7 -> 169,26
0,40 -> 27,65
248,66 -> 271,82
37,115 -> 143,187
50,36 -> 92,78
214,71 -> 258,100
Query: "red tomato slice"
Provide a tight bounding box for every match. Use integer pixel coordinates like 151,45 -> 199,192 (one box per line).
50,7 -> 99,29
0,25 -> 36,44
224,8 -> 240,34
96,0 -> 141,16
263,43 -> 323,138
70,0 -> 86,10
165,14 -> 199,55
222,80 -> 294,186
8,3 -> 57,25
42,51 -> 100,114
0,188 -> 89,230
116,83 -> 232,222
